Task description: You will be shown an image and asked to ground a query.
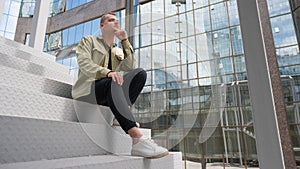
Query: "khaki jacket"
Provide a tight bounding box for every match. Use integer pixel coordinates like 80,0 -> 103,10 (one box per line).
72,35 -> 136,99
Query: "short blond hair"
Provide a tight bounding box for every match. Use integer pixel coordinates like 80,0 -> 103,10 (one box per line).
100,12 -> 116,24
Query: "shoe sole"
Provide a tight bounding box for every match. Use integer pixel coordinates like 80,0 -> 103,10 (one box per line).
145,151 -> 169,159
132,151 -> 169,159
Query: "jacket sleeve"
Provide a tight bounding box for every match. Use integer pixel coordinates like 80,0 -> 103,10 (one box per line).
119,39 -> 136,71
76,36 -> 111,79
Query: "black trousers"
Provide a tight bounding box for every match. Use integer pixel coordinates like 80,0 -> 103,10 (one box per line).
78,68 -> 146,133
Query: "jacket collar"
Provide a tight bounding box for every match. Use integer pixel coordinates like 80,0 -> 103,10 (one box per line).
96,35 -> 117,50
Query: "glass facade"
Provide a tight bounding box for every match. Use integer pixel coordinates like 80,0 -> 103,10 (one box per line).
0,0 -> 22,39
130,0 -> 299,168
132,0 -> 255,167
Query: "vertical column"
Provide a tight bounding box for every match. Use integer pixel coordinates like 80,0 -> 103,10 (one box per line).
125,0 -> 135,46
0,0 -> 6,25
236,0 -> 296,168
29,0 -> 50,51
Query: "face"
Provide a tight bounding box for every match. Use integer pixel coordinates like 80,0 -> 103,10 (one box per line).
100,14 -> 120,33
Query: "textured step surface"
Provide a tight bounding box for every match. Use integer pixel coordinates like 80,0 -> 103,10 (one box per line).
0,35 -> 55,61
0,52 -> 74,85
0,84 -> 77,121
0,65 -> 72,98
0,152 -> 182,169
0,39 -> 69,74
0,115 -> 136,164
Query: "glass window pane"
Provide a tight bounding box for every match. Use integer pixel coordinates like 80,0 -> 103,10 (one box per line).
228,0 -> 240,26
271,14 -> 298,47
212,28 -> 231,58
166,66 -> 180,83
154,69 -> 166,90
234,55 -> 246,73
165,0 -> 177,17
67,27 -> 75,45
3,0 -> 10,14
181,36 -> 196,64
165,15 -> 178,41
71,0 -> 79,8
6,15 -> 18,33
196,33 -> 213,61
294,8 -> 300,44
75,24 -> 84,43
277,45 -> 300,67
4,31 -> 14,40
66,0 -> 72,10
91,19 -> 100,35
83,21 -> 92,36
198,60 -> 216,78
140,3 -> 151,24
231,26 -> 243,55
152,43 -> 165,69
210,0 -> 223,4
267,0 -> 290,17
152,0 -> 164,21
140,23 -> 151,47
210,2 -> 228,30
194,7 -> 210,34
152,19 -> 164,44
62,29 -> 69,47
193,0 -> 208,8
0,14 -> 8,31
182,63 -> 197,80
166,40 -> 180,67
140,47 -> 152,70
220,57 -> 234,75
10,1 -> 21,17
180,11 -> 194,37
280,65 -> 300,75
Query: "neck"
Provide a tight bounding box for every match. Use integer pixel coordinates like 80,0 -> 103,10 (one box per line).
102,33 -> 115,47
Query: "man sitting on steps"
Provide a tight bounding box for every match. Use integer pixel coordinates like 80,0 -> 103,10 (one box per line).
71,12 -> 169,159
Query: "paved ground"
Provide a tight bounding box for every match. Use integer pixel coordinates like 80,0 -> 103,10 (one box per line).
183,161 -> 260,169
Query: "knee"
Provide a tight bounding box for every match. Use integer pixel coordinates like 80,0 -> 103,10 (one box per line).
136,68 -> 147,80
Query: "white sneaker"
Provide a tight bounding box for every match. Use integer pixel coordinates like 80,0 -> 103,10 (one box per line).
131,138 -> 169,158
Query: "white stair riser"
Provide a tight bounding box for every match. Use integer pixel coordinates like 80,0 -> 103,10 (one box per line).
0,153 -> 182,169
0,116 -> 107,164
0,116 -> 139,164
0,84 -> 77,121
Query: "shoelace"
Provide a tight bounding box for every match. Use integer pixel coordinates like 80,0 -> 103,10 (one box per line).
142,139 -> 158,148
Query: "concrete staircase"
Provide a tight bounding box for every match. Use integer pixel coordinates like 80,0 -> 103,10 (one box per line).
0,36 -> 182,169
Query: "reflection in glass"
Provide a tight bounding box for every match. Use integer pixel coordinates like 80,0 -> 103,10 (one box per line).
212,29 -> 231,58
210,2 -> 228,31
276,45 -> 300,67
194,7 -> 210,34
228,0 -> 240,26
152,43 -> 165,69
181,36 -> 196,64
231,26 -> 243,55
267,0 -> 290,17
196,33 -> 213,62
270,14 -> 297,47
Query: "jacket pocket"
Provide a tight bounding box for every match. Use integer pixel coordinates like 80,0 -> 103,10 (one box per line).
92,48 -> 106,64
